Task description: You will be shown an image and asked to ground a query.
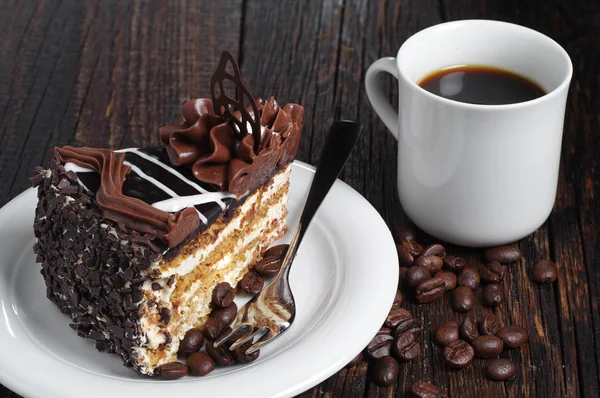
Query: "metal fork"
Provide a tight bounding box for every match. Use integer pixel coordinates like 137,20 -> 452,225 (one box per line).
215,120 -> 363,354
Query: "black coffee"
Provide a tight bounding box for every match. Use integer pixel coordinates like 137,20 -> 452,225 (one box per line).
419,65 -> 546,105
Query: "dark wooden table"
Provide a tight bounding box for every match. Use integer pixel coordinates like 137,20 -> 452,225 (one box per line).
1,0 -> 599,397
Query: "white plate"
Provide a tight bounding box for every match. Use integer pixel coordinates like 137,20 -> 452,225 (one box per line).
0,161 -> 398,398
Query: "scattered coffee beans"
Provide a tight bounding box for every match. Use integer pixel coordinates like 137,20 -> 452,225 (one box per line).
345,352 -> 364,368
366,334 -> 394,359
480,261 -> 506,284
253,256 -> 282,277
186,352 -> 215,376
385,306 -> 412,328
211,282 -> 235,308
206,340 -> 235,366
263,244 -> 289,259
394,318 -> 422,362
478,313 -> 501,336
377,326 -> 392,336
157,361 -> 188,379
443,255 -> 468,273
457,268 -> 480,290
434,321 -> 459,346
496,325 -> 528,348
484,246 -> 523,264
486,358 -> 517,381
482,284 -> 505,307
460,313 -> 478,343
406,266 -> 432,287
371,356 -> 399,387
395,225 -> 417,243
532,260 -> 558,283
410,381 -> 448,398
422,243 -> 446,258
397,244 -> 415,267
443,340 -> 475,369
240,271 -> 264,294
471,335 -> 504,358
179,328 -> 205,357
204,303 -> 238,340
436,271 -> 457,291
451,286 -> 475,313
416,277 -> 445,303
415,255 -> 444,274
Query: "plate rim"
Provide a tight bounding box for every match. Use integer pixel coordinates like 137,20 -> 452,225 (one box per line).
0,160 -> 399,398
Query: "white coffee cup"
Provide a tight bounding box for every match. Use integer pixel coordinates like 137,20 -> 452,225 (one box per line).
365,20 -> 572,247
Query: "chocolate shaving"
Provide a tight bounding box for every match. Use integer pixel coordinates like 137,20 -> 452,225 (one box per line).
210,51 -> 261,151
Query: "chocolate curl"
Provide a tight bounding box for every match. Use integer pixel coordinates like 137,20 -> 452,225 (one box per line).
210,51 -> 261,152
56,146 -> 200,248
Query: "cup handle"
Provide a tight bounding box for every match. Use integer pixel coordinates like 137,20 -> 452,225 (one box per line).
365,57 -> 399,140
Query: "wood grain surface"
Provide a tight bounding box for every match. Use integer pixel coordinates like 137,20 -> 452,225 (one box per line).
1,0 -> 599,397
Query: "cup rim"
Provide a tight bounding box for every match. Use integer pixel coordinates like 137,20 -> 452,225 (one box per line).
396,19 -> 574,110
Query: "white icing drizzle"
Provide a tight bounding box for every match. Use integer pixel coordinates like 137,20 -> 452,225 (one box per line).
63,148 -> 238,225
151,192 -> 235,213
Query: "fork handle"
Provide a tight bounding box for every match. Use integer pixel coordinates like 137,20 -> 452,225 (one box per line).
279,120 -> 363,281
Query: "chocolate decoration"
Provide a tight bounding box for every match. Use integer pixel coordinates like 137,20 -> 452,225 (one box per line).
55,146 -> 200,248
210,51 -> 261,151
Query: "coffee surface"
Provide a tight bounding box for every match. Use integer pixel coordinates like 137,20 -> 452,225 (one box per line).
419,65 -> 545,105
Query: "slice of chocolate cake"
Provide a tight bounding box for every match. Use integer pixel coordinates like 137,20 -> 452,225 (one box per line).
30,52 -> 304,375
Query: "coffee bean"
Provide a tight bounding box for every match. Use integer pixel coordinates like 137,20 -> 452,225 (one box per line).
186,352 -> 215,376
484,246 -> 523,264
480,261 -> 506,284
394,290 -> 404,306
385,306 -> 412,328
394,318 -> 421,362
371,356 -> 399,387
405,266 -> 432,287
434,321 -> 459,346
496,325 -> 529,348
263,244 -> 289,259
451,286 -> 475,313
478,313 -> 501,336
366,334 -> 394,359
471,335 -> 504,358
211,282 -> 235,308
416,277 -> 445,303
457,268 -> 480,290
179,328 -> 204,357
443,340 -> 474,369
486,359 -> 517,381
157,361 -> 188,379
436,271 -> 457,291
345,352 -> 364,368
421,243 -> 446,258
232,341 -> 260,363
395,224 -> 417,243
402,240 -> 423,258
206,340 -> 235,366
254,256 -> 282,277
240,271 -> 264,295
396,244 -> 415,267
532,260 -> 558,283
443,255 -> 469,273
410,381 -> 448,398
460,313 -> 478,343
414,255 -> 443,274
482,284 -> 505,307
377,326 -> 393,336
204,303 -> 238,340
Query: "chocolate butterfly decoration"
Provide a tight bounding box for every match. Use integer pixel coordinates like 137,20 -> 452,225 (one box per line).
210,51 -> 261,152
